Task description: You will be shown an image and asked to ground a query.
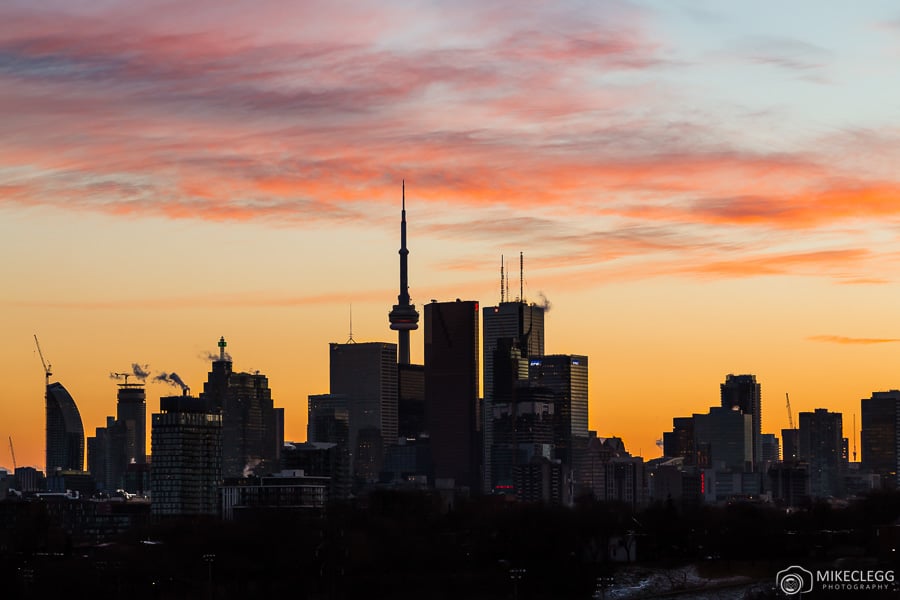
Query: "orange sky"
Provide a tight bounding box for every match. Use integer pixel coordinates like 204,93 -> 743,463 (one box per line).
3,1 -> 900,470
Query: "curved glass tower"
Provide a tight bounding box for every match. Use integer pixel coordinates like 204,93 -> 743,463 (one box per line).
46,382 -> 85,472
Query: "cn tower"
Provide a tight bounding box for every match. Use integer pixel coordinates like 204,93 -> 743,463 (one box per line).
388,181 -> 419,364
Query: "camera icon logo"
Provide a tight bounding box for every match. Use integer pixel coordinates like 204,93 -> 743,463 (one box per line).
776,566 -> 814,596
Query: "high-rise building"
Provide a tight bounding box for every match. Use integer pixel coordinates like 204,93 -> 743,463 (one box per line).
199,337 -> 283,478
329,342 -> 398,481
46,382 -> 85,473
720,374 -> 761,470
425,299 -> 480,491
798,408 -> 844,498
861,391 -> 899,489
307,394 -> 351,498
387,182 -> 419,366
116,383 -> 147,465
151,394 -> 222,517
693,406 -> 752,471
663,417 -> 695,463
528,354 -> 588,465
87,382 -> 148,493
482,300 -> 544,492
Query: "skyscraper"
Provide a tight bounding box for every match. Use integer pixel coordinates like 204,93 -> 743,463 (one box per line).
482,300 -> 544,492
425,299 -> 480,491
46,382 -> 85,473
329,341 -> 398,481
861,390 -> 899,489
720,374 -> 761,470
151,394 -> 222,517
87,382 -> 147,493
199,337 -> 283,478
528,354 -> 589,465
388,182 -> 419,365
798,408 -> 845,498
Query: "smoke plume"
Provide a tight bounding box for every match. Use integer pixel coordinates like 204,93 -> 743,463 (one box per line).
201,350 -> 232,362
537,291 -> 552,312
154,371 -> 189,392
132,363 -> 150,381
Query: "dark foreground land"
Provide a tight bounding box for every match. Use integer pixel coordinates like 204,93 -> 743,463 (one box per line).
2,491 -> 899,599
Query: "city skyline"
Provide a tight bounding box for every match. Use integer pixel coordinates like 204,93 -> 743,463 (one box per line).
4,1 -> 900,470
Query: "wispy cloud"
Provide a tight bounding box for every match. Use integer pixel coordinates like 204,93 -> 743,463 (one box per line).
808,335 -> 900,345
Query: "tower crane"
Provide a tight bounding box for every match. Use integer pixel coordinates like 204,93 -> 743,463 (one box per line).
785,392 -> 794,429
8,436 -> 16,470
111,372 -> 131,385
33,334 -> 52,387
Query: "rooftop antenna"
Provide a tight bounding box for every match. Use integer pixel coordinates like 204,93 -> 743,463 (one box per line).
519,251 -> 524,304
506,258 -> 510,302
347,304 -> 356,343
500,255 -> 505,303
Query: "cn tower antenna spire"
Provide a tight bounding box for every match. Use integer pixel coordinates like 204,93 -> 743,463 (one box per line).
388,180 -> 419,364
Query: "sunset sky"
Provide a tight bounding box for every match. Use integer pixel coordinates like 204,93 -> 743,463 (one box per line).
3,0 -> 900,471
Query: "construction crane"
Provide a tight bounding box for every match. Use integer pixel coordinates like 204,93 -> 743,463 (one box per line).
33,334 -> 52,387
785,392 -> 794,429
111,372 -> 131,385
852,413 -> 857,462
8,436 -> 16,470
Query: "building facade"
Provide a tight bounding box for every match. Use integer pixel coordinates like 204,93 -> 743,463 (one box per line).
425,300 -> 480,491
46,382 -> 85,473
720,374 -> 761,470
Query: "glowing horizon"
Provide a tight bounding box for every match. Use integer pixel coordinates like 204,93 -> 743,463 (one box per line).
3,0 -> 900,470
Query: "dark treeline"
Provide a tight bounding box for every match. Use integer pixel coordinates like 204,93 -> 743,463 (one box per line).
2,491 -> 899,599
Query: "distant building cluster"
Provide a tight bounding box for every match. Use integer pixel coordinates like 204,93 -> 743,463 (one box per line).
3,188 -> 900,533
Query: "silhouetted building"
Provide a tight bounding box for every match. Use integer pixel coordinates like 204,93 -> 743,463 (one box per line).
529,354 -> 588,466
693,406 -> 752,471
490,381 -> 555,493
306,394 -> 351,498
482,300 -> 544,492
329,341 -> 398,482
798,408 -> 845,498
151,394 -> 222,517
720,374 -> 761,470
425,299 -> 480,491
220,470 -> 328,521
663,417 -> 695,464
200,338 -> 283,478
768,462 -> 810,507
861,390 -> 899,489
514,456 -> 571,505
46,382 -> 85,473
398,363 -> 425,440
760,433 -> 780,465
87,383 -> 147,493
782,428 -> 800,462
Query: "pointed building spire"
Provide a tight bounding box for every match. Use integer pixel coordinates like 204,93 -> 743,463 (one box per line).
388,180 -> 419,364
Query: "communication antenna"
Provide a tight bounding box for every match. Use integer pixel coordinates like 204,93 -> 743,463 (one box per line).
500,255 -> 505,303
347,304 -> 356,343
519,251 -> 524,303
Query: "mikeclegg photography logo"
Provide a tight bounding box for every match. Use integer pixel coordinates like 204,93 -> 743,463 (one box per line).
776,565 -> 896,595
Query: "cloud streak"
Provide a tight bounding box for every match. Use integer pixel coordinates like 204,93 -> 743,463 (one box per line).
808,335 -> 900,345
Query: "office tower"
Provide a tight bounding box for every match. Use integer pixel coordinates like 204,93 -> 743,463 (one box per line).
482,297 -> 544,492
425,299 -> 480,491
528,354 -> 588,465
663,417 -> 695,463
388,182 -> 419,365
491,382 -> 555,492
692,406 -> 752,471
397,363 -> 425,439
760,433 -> 780,464
116,382 -> 147,465
329,341 -> 398,481
151,394 -> 222,517
86,382 -> 148,493
46,382 -> 85,473
307,394 -> 352,498
200,337 -> 282,478
720,374 -> 761,470
861,391 -> 899,489
782,428 -> 800,462
798,408 -> 844,498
